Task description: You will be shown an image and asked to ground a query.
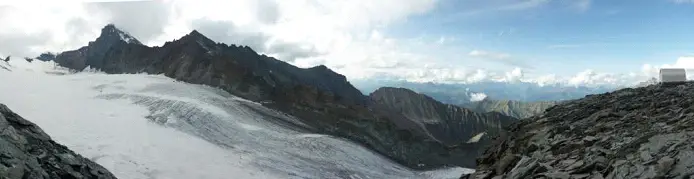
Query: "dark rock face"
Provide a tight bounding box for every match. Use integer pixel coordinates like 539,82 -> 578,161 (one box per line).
463,82 -> 694,179
462,99 -> 559,119
52,25 -> 477,169
0,104 -> 117,179
55,27 -> 365,105
370,87 -> 517,167
370,87 -> 516,144
35,53 -> 56,62
54,24 -> 142,72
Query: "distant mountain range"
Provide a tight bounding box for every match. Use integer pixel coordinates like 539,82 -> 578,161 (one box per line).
47,24 -> 519,169
352,79 -> 616,105
462,99 -> 560,119
352,79 -> 614,119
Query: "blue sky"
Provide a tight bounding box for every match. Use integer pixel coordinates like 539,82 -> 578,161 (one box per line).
386,0 -> 694,76
1,0 -> 693,87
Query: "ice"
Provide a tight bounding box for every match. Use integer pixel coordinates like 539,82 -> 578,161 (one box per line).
0,59 -> 471,179
118,31 -> 138,44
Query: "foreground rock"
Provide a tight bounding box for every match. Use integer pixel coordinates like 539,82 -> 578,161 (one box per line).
0,104 -> 116,179
463,82 -> 694,179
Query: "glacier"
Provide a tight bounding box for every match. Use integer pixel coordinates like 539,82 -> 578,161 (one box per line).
0,60 -> 472,179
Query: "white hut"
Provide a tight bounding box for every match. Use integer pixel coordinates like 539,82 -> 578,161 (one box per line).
659,68 -> 687,83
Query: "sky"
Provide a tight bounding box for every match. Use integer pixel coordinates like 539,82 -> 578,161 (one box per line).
0,0 -> 693,87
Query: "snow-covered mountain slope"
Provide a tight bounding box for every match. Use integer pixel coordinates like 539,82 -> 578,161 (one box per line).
0,60 -> 472,179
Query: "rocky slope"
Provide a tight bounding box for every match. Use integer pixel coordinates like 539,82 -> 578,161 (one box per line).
370,87 -> 516,145
0,103 -> 116,179
52,24 -> 488,169
635,77 -> 659,88
463,99 -> 559,119
462,82 -> 694,179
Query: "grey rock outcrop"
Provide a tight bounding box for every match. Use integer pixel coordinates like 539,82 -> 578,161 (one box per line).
463,99 -> 560,119
462,82 -> 694,179
0,104 -> 116,179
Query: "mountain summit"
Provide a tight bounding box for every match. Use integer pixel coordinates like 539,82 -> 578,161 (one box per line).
101,24 -> 142,45
54,24 -> 145,70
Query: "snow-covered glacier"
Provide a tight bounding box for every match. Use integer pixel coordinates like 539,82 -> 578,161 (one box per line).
0,60 -> 472,179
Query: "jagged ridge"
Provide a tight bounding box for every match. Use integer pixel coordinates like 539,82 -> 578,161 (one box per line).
370,87 -> 516,144
52,24 -> 490,169
462,99 -> 560,119
370,87 -> 517,167
463,82 -> 694,178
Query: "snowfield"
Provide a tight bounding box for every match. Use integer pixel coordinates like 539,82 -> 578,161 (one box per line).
0,60 -> 473,179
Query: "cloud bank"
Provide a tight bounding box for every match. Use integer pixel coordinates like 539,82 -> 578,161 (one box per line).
0,0 -> 689,88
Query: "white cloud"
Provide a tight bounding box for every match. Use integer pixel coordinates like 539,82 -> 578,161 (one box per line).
0,0 -> 438,58
469,93 -> 487,102
0,0 -> 603,87
574,0 -> 591,11
0,0 -> 687,89
663,56 -> 694,69
0,0 -> 449,75
547,44 -> 583,49
469,50 -> 511,60
531,74 -> 560,87
0,2 -> 106,57
85,1 -> 174,43
642,56 -> 694,80
498,0 -> 551,11
468,50 -> 531,69
671,0 -> 694,4
504,67 -> 524,82
436,36 -> 448,44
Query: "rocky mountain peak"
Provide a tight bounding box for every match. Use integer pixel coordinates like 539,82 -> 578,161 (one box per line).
370,87 -> 448,111
372,87 -> 418,96
177,30 -> 219,52
307,65 -> 348,82
463,82 -> 694,179
182,30 -> 214,43
99,24 -> 142,45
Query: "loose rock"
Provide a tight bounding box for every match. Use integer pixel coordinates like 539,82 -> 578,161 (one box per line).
464,82 -> 694,179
